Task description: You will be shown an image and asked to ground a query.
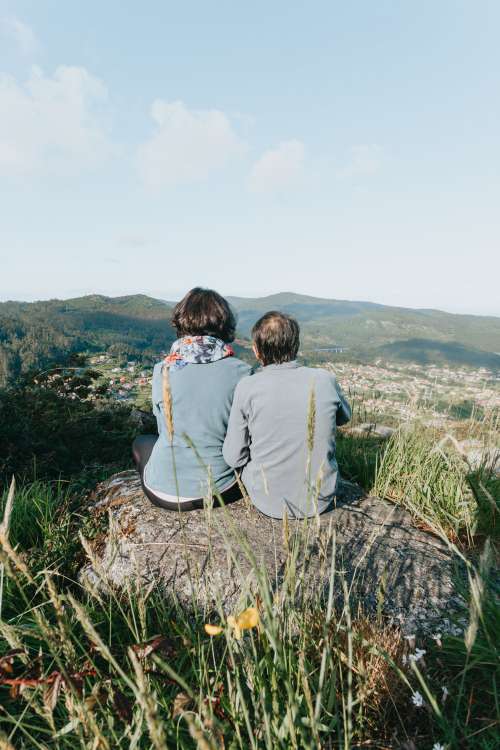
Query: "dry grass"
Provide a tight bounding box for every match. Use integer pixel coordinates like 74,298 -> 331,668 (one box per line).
0,393 -> 498,748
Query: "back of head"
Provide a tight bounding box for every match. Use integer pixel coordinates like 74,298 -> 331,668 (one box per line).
252,311 -> 300,366
171,287 -> 236,343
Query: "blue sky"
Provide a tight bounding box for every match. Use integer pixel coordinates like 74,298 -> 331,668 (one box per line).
0,1 -> 499,315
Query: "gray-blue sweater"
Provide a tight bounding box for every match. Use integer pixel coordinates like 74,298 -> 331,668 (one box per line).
144,357 -> 251,498
223,361 -> 351,518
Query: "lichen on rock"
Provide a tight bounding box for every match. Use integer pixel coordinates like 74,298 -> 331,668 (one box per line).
81,471 -> 466,634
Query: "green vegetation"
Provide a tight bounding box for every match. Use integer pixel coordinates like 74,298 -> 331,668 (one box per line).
380,339 -> 500,369
0,471 -> 498,748
0,365 -> 139,486
0,294 -> 175,385
228,292 -> 500,366
0,342 -> 498,746
336,433 -> 385,489
0,480 -> 70,551
2,291 -> 500,387
373,427 -> 499,547
374,427 -> 477,544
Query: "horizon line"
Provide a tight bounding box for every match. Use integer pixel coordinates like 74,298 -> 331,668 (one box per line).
1,290 -> 499,320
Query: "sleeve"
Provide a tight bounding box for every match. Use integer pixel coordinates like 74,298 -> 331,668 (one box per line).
223,381 -> 251,468
334,377 -> 351,426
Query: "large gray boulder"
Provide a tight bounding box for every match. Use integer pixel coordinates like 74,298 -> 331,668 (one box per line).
82,471 -> 466,634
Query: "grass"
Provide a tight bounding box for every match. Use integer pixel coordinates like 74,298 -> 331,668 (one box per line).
0,481 -> 498,747
371,426 -> 500,548
0,481 -> 72,551
0,395 -> 498,748
373,427 -> 477,544
336,433 -> 385,489
335,394 -> 499,549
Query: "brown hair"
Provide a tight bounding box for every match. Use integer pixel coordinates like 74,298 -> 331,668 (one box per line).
171,287 -> 236,342
252,311 -> 300,366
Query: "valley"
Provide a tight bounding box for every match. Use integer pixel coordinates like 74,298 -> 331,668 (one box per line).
1,291 -> 499,386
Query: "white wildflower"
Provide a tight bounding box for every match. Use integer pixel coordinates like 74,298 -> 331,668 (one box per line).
411,690 -> 424,708
432,743 -> 445,750
441,685 -> 449,702
409,648 -> 427,663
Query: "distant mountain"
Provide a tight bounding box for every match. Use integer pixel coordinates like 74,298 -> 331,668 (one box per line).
1,292 -> 499,385
227,292 -> 500,367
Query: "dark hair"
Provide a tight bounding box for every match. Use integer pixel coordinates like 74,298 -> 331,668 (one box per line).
171,287 -> 236,342
252,311 -> 300,366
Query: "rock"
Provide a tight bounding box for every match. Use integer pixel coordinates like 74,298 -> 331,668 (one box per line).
349,423 -> 395,439
423,417 -> 450,429
81,471 -> 466,634
455,440 -> 500,475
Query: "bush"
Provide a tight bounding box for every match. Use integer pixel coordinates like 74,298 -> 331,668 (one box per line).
0,369 -> 137,487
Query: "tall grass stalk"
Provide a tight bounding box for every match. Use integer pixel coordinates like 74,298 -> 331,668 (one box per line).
1,408 -> 499,747
373,426 -> 477,543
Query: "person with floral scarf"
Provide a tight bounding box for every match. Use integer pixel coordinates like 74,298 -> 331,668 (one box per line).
132,288 -> 251,510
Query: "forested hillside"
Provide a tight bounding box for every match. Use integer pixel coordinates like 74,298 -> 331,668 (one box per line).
1,292 -> 500,385
228,292 -> 500,367
0,294 -> 175,385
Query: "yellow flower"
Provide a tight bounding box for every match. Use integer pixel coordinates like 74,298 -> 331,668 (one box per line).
204,623 -> 223,636
228,607 -> 260,640
236,607 -> 260,629
204,607 -> 260,640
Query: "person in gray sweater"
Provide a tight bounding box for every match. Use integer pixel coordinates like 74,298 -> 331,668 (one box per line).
132,288 -> 251,510
223,312 -> 351,519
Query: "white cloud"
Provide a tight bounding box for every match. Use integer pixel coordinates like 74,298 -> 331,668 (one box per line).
248,139 -> 305,193
1,16 -> 38,56
0,66 -> 112,176
137,100 -> 245,188
336,144 -> 383,178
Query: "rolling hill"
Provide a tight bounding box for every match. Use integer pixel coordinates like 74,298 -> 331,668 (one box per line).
1,292 -> 499,385
0,294 -> 175,385
227,292 -> 500,367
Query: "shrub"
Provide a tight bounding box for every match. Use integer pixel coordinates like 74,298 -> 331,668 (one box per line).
0,371 -> 137,487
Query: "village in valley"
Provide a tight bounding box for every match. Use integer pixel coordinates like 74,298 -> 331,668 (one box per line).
87,352 -> 160,410
86,351 -> 500,473
88,351 -> 500,415
328,360 -> 500,473
331,360 -> 500,424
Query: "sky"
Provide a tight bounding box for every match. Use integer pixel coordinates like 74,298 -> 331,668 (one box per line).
0,1 -> 499,316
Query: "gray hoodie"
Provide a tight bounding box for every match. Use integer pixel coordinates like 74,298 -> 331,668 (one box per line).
223,361 -> 351,518
144,356 -> 251,498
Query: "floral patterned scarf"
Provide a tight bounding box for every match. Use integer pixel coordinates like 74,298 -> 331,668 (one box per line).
164,336 -> 234,372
